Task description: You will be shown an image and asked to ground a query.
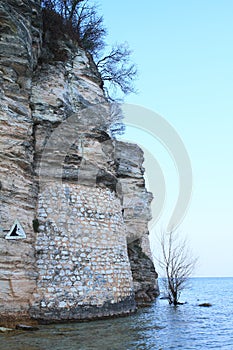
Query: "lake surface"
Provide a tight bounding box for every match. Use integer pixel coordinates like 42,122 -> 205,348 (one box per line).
1,278 -> 233,349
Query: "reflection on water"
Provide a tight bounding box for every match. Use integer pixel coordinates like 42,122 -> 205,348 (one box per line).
1,278 -> 233,350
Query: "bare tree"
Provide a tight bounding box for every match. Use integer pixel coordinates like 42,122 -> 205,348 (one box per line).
41,0 -> 106,56
97,42 -> 137,97
68,0 -> 106,56
41,1 -> 137,99
157,229 -> 197,306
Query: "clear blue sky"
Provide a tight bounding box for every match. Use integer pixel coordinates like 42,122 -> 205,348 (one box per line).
100,1 -> 233,277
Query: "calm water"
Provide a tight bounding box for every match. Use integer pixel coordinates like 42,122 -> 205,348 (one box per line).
1,278 -> 233,350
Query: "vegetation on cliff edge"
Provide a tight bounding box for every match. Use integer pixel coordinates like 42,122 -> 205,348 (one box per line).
41,0 -> 137,100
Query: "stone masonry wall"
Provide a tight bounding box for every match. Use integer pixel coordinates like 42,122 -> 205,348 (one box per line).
30,183 -> 135,321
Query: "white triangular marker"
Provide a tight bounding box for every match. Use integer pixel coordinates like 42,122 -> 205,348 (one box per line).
5,220 -> 26,240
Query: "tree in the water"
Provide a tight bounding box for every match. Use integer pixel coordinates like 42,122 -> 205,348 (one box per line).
157,229 -> 198,306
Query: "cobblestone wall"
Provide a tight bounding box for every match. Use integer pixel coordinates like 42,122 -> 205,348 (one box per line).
30,183 -> 135,321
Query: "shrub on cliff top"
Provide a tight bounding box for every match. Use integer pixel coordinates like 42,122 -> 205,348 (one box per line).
41,0 -> 106,57
41,0 -> 137,99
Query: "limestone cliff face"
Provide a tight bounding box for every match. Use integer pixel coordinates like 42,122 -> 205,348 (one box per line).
0,0 -> 159,325
0,0 -> 42,319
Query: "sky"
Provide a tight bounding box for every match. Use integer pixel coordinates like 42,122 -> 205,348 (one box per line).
100,1 -> 233,277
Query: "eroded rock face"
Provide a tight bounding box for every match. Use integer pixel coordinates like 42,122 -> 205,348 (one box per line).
0,0 -> 42,318
115,141 -> 153,243
128,239 -> 159,306
0,0 -> 158,324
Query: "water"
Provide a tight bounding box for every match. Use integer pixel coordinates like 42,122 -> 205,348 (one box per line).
1,278 -> 233,349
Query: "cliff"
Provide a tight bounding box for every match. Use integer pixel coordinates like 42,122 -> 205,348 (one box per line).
0,0 -> 159,325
